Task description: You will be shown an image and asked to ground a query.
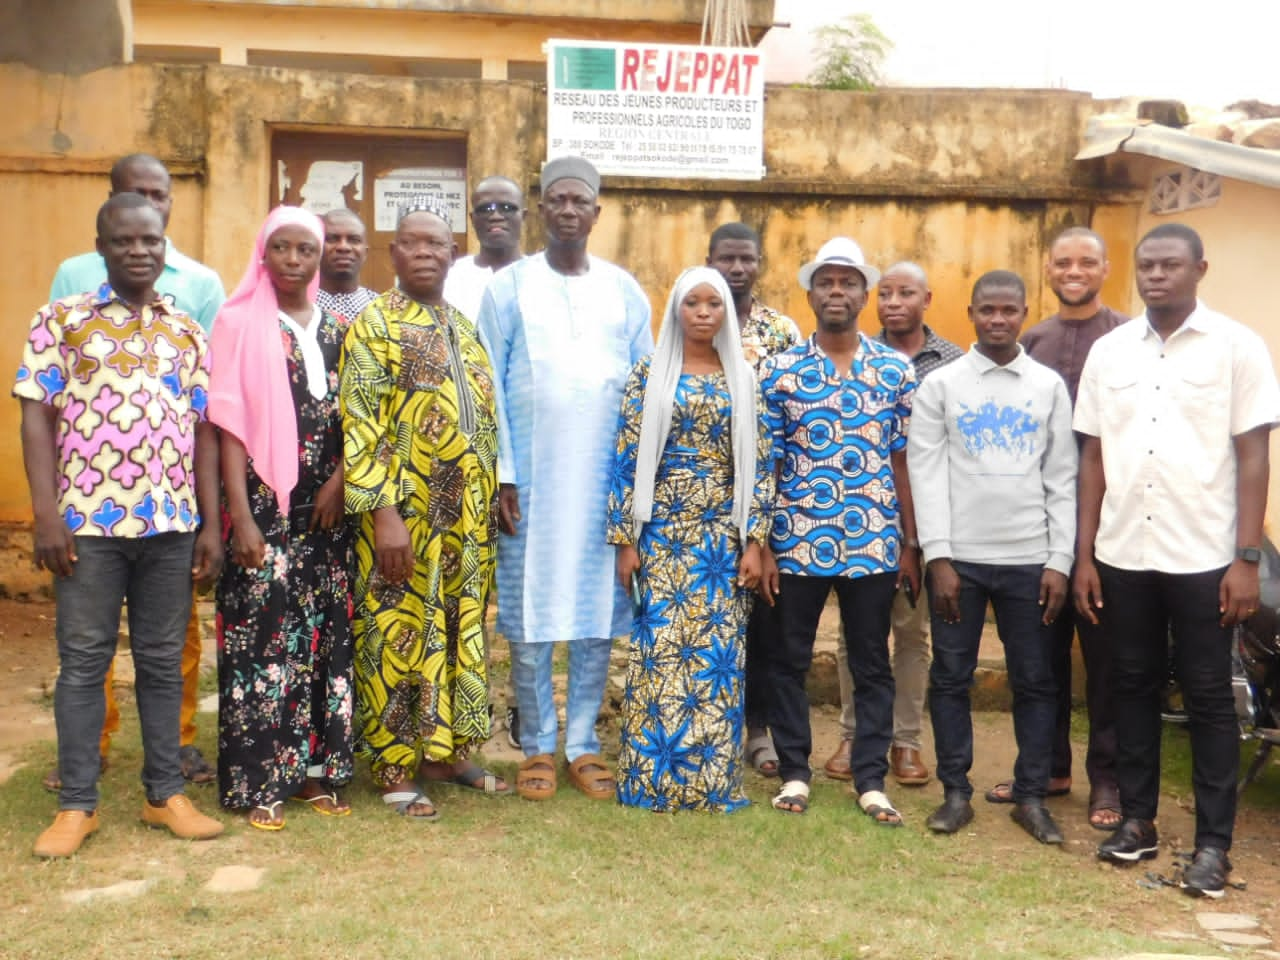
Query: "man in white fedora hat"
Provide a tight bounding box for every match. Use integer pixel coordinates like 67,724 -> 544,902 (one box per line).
758,237 -> 920,824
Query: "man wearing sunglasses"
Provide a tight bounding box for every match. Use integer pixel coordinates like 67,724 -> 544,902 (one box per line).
444,176 -> 526,325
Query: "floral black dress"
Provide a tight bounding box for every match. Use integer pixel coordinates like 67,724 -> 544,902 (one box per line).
216,310 -> 355,810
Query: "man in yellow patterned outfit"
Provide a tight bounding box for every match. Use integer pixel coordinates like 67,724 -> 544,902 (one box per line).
341,199 -> 504,819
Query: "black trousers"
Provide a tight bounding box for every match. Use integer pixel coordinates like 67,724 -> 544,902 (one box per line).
1097,562 -> 1237,851
1048,589 -> 1118,792
743,598 -> 777,732
769,572 -> 896,791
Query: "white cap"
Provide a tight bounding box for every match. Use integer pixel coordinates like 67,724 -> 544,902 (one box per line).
797,237 -> 880,290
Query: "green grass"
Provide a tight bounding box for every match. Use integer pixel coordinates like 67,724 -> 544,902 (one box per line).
2,680 -> 1275,959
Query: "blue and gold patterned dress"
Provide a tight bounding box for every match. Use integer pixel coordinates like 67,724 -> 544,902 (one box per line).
606,358 -> 774,812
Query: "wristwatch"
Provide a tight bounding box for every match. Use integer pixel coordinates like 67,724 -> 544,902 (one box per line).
1237,546 -> 1262,564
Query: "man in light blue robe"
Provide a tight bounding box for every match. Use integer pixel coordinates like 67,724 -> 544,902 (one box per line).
478,156 -> 653,800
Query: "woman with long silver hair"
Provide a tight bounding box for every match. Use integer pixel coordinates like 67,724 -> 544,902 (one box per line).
606,266 -> 775,812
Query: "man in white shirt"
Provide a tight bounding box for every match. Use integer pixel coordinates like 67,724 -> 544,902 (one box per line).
444,175 -> 526,323
1074,223 -> 1280,898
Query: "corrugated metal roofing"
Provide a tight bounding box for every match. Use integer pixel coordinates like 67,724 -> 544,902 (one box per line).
1075,121 -> 1280,190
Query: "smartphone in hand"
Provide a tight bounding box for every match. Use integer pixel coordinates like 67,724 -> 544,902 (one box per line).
630,571 -> 643,610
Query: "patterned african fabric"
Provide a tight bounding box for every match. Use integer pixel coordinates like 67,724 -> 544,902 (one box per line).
315,286 -> 378,324
13,284 -> 210,538
50,240 -> 226,333
606,361 -> 775,812
341,290 -> 499,783
874,324 -> 965,382
760,333 -> 916,579
216,309 -> 355,808
477,252 -> 654,644
740,296 -> 801,375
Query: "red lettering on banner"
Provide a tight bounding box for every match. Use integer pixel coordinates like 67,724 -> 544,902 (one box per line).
621,48 -> 640,90
618,47 -> 761,96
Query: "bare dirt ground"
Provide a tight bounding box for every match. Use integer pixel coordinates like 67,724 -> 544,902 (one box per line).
4,595 -> 1280,949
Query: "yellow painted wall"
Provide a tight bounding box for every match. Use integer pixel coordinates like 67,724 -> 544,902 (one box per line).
1,63 -> 1098,546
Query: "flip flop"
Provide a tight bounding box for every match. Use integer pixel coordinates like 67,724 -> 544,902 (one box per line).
290,791 -> 352,816
859,789 -> 903,827
771,780 -> 810,814
746,733 -> 780,778
427,761 -> 511,796
381,789 -> 439,820
248,800 -> 286,831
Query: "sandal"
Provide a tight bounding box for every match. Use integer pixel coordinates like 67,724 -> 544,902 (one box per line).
772,779 -> 810,814
984,777 -> 1070,804
421,760 -> 511,796
380,788 -> 439,820
859,789 -> 903,827
567,753 -> 615,800
291,784 -> 352,817
746,732 -> 780,778
43,756 -> 108,794
516,753 -> 557,801
1088,783 -> 1122,831
248,800 -> 286,831
179,745 -> 216,785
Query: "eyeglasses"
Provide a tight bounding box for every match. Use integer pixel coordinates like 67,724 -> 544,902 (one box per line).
472,201 -> 521,216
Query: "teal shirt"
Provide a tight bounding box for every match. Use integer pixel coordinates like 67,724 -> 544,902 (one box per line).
49,239 -> 225,333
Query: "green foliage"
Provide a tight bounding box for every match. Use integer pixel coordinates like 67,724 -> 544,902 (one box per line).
807,12 -> 893,91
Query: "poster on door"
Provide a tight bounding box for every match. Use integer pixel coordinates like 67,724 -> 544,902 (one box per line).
546,39 -> 765,180
373,168 -> 467,232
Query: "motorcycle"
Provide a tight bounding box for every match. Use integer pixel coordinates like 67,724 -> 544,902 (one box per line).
1160,537 -> 1280,793
1236,538 -> 1280,792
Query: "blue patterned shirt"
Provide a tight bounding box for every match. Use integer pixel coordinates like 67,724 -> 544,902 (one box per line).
760,333 -> 916,578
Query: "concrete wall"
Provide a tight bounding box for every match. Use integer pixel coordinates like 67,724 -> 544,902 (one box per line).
1,62 -> 1100,583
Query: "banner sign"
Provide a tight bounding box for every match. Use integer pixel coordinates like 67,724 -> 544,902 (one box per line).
546,39 -> 765,180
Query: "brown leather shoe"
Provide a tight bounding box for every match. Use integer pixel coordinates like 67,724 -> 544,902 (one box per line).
33,809 -> 99,858
822,738 -> 853,781
890,745 -> 931,786
141,794 -> 224,840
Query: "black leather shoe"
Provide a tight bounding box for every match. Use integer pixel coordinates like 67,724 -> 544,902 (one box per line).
1011,802 -> 1064,844
926,792 -> 974,834
1181,846 -> 1231,899
1097,818 -> 1158,863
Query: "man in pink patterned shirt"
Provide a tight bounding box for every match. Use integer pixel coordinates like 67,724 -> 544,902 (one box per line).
17,193 -> 224,857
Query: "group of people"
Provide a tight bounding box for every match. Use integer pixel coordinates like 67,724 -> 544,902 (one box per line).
17,152 -> 1278,901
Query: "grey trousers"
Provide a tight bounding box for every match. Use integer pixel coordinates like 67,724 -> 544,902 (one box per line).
55,533 -> 194,810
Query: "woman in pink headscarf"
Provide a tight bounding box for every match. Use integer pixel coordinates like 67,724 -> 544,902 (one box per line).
208,206 -> 355,831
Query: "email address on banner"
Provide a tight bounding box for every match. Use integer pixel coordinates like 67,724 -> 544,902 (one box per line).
610,152 -> 732,166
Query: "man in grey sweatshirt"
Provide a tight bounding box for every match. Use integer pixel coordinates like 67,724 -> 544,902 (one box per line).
908,270 -> 1077,844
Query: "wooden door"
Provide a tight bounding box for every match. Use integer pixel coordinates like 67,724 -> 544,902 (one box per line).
270,130 -> 469,293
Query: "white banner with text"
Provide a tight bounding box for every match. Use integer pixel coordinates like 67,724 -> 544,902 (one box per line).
546,39 -> 765,181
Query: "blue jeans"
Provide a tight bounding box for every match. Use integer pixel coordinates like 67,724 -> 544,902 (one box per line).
55,533 -> 195,810
510,637 -> 613,761
928,562 -> 1056,803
